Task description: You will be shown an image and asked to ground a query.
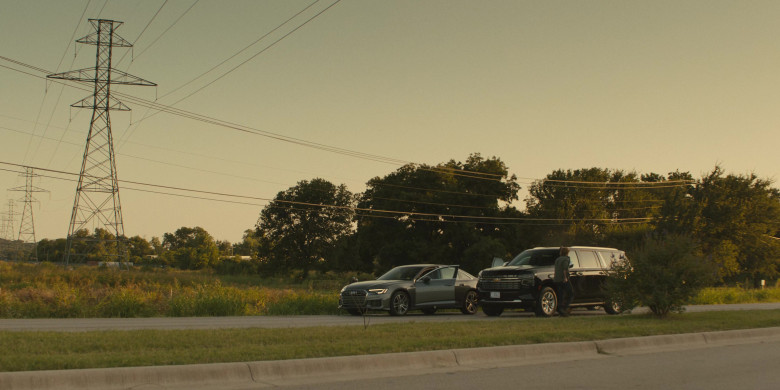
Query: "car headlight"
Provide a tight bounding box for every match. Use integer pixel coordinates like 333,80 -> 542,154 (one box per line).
367,288 -> 388,295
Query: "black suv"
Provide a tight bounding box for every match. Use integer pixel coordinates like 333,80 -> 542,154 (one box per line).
477,246 -> 626,317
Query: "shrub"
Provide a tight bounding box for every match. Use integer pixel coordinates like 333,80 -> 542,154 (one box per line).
605,234 -> 716,318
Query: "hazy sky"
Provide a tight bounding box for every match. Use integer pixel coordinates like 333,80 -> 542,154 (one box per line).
1,0 -> 779,243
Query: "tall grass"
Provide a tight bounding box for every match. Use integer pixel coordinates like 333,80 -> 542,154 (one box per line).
694,286 -> 780,305
0,261 -> 342,318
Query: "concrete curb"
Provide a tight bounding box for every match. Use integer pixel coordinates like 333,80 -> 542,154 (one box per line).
2,327 -> 779,390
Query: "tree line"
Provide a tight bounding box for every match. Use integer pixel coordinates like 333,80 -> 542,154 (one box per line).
5,153 -> 779,286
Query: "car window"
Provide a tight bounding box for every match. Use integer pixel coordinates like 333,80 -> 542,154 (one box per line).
439,267 -> 457,279
378,266 -> 427,281
577,250 -> 601,269
508,249 -> 558,266
423,266 -> 457,280
598,251 -> 616,268
567,250 -> 581,268
598,251 -> 625,269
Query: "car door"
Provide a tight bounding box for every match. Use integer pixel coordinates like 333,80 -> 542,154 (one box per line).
571,249 -> 603,302
415,266 -> 457,305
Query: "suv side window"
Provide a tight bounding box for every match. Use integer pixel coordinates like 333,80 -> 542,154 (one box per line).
577,250 -> 600,269
597,251 -> 618,269
568,250 -> 581,268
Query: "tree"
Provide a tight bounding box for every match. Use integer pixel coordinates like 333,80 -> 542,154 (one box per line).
162,226 -> 220,270
232,229 -> 260,258
126,235 -> 153,263
605,234 -> 716,318
256,178 -> 355,278
656,167 -> 780,284
356,153 -> 522,274
525,168 -> 683,247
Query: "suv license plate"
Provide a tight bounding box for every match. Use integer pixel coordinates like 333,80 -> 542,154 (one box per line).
490,291 -> 500,299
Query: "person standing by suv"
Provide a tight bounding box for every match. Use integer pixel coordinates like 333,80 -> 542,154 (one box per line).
554,247 -> 573,317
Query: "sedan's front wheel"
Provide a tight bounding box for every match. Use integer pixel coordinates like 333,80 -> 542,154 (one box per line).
461,290 -> 478,315
389,291 -> 410,316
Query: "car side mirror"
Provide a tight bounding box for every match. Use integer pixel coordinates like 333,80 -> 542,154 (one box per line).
420,276 -> 431,284
569,263 -> 574,268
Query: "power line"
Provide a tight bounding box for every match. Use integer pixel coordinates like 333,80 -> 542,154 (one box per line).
2,57 -> 694,190
0,161 -> 656,225
114,0 -> 170,67
128,0 -> 200,63
156,0 -> 321,101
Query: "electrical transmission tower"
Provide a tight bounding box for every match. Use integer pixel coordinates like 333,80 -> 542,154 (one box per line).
48,19 -> 156,264
9,167 -> 48,261
1,200 -> 18,260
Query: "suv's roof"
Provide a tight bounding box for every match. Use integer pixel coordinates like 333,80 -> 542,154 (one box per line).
530,246 -> 620,251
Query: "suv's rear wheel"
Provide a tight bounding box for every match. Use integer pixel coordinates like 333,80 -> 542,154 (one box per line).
535,286 -> 558,317
481,305 -> 504,317
604,299 -> 622,315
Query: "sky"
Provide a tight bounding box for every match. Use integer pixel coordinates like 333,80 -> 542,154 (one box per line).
1,0 -> 779,243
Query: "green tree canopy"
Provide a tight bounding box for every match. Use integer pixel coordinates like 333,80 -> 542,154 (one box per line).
162,226 -> 220,270
525,168 -> 688,247
656,166 -> 780,283
356,153 -> 523,273
256,178 -> 355,278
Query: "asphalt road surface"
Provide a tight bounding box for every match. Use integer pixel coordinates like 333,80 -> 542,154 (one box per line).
271,339 -> 780,390
0,303 -> 779,332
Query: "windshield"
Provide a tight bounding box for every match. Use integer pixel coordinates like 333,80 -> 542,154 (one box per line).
507,249 -> 559,267
378,265 -> 428,281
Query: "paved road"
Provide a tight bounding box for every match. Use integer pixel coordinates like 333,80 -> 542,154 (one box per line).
0,303 -> 778,332
272,339 -> 780,390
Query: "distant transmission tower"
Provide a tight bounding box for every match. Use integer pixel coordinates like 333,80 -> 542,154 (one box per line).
2,200 -> 17,241
9,167 -> 48,261
48,19 -> 156,264
1,200 -> 18,260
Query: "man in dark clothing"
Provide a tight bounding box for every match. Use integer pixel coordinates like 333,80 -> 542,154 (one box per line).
554,247 -> 573,317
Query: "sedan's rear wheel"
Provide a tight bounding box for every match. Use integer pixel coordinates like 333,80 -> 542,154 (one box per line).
389,291 -> 410,316
461,290 -> 478,315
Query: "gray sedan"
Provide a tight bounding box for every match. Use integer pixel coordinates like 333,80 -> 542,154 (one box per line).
339,264 -> 479,316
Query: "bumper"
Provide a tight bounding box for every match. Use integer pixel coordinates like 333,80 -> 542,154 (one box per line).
339,294 -> 391,311
477,289 -> 537,309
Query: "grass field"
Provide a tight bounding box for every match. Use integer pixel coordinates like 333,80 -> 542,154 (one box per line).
1,310 -> 779,372
1,261 -> 778,319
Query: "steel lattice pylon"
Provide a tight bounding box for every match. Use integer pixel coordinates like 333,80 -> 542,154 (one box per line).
9,167 -> 48,261
48,19 -> 155,264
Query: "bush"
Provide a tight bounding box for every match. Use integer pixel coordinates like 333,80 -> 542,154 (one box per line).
605,234 -> 716,318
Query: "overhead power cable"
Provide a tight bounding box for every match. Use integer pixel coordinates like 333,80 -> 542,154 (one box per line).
114,0 -> 170,67
1,57 -> 693,189
129,0 -> 201,62
0,161 -> 656,224
157,0 -> 321,101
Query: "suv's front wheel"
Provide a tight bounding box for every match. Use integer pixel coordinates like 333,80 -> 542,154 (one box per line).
535,286 -> 558,317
